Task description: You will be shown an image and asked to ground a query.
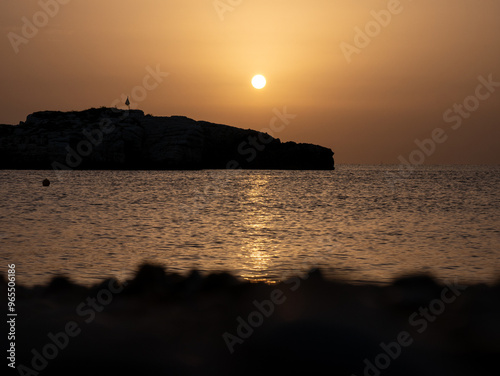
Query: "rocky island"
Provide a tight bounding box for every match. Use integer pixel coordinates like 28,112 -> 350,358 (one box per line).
0,108 -> 334,170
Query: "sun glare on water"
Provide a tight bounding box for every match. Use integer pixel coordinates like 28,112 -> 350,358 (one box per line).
252,75 -> 266,89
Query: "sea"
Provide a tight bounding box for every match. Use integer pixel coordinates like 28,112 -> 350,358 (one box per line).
1,165 -> 499,286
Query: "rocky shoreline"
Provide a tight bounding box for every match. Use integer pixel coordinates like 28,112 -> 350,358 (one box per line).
0,108 -> 334,170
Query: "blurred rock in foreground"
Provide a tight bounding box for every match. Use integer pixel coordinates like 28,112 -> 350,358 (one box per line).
4,265 -> 500,376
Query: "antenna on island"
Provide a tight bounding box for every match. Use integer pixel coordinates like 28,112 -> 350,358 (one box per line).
125,97 -> 130,111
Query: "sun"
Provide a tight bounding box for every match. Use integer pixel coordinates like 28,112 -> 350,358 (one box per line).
252,75 -> 266,89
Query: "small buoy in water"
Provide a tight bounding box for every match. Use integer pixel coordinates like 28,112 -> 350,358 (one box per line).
42,178 -> 50,187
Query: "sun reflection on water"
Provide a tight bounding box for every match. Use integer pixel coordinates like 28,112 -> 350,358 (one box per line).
237,175 -> 278,282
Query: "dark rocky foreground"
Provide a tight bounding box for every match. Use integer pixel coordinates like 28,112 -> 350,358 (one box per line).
4,265 -> 500,376
0,108 -> 334,170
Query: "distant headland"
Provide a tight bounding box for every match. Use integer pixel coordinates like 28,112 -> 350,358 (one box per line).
0,107 -> 334,170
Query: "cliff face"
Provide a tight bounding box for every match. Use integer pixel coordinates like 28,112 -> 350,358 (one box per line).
0,108 -> 334,170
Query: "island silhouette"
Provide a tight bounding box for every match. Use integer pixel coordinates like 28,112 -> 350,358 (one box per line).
0,107 -> 334,170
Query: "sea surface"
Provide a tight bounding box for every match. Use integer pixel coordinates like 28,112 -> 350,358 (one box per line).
1,165 -> 499,286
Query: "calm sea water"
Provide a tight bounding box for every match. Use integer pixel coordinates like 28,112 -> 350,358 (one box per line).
1,166 -> 499,286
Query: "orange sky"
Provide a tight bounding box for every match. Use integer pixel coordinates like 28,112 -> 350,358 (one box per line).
1,0 -> 499,164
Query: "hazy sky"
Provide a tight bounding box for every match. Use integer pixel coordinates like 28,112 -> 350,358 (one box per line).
1,0 -> 499,164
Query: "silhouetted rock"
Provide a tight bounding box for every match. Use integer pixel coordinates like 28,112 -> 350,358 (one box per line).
0,108 -> 334,170
201,271 -> 239,291
43,275 -> 87,299
125,263 -> 169,296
